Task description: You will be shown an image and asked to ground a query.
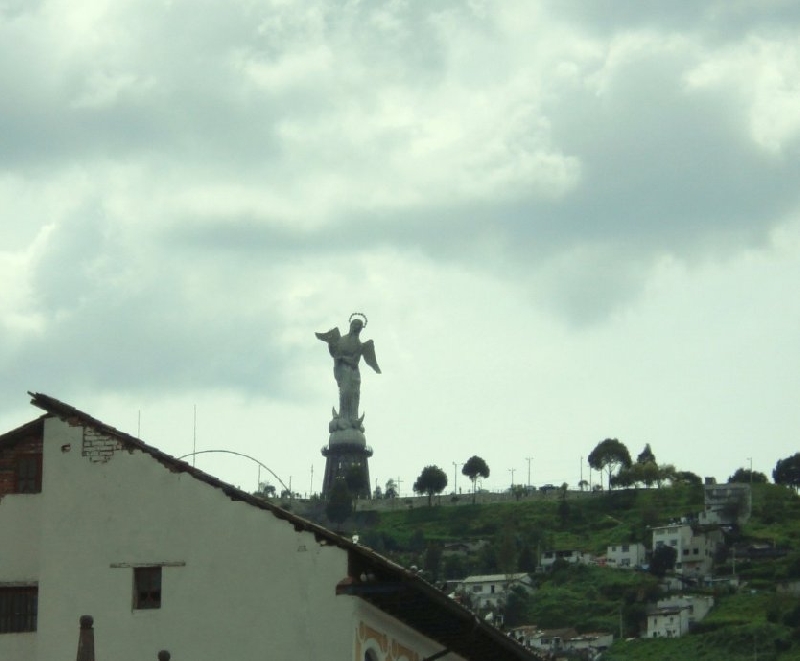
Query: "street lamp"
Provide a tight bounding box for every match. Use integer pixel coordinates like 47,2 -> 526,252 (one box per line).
452,461 -> 459,494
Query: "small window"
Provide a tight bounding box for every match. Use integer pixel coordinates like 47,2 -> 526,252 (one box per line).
0,586 -> 38,633
133,567 -> 162,610
15,455 -> 42,494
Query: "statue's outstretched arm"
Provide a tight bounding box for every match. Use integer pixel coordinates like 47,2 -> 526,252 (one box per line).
362,340 -> 381,374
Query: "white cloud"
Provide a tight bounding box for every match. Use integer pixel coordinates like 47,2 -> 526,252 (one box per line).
1,1 -> 799,492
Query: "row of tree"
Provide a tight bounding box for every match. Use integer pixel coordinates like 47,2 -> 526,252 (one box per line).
412,455 -> 491,505
587,437 -> 800,492
325,441 -> 800,523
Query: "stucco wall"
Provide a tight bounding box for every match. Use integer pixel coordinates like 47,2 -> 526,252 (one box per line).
33,417 -> 354,661
0,463 -> 42,658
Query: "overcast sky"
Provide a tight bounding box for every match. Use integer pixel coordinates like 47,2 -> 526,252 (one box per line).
2,0 -> 799,496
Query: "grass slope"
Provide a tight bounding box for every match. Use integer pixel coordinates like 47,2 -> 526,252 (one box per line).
353,483 -> 800,660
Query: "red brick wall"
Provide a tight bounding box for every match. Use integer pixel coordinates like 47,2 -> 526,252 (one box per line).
0,430 -> 44,496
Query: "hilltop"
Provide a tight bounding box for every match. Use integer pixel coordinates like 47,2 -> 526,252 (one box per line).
330,482 -> 800,660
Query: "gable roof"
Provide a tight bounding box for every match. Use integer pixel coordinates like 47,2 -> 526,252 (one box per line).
26,392 -> 540,661
0,414 -> 46,451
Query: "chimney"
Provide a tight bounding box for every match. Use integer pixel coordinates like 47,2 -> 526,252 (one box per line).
76,615 -> 95,661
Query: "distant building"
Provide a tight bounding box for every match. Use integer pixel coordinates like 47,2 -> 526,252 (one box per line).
651,523 -> 724,579
646,595 -> 714,638
646,604 -> 689,638
700,482 -> 751,525
511,626 -> 612,659
539,549 -> 592,570
606,543 -> 646,569
458,573 -> 534,610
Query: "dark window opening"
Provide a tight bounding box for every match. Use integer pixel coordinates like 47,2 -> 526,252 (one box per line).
15,455 -> 42,494
133,567 -> 162,610
0,587 -> 38,633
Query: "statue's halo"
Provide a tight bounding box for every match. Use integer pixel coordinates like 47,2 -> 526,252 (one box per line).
349,312 -> 368,327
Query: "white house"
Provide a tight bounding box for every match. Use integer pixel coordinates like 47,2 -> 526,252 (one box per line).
512,627 -> 613,659
646,595 -> 714,638
539,549 -> 592,570
0,393 -> 537,661
458,573 -> 534,610
606,543 -> 646,569
651,523 -> 724,579
646,604 -> 689,638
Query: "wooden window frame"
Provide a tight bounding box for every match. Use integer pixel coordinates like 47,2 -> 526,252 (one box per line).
14,455 -> 42,494
0,586 -> 38,634
133,567 -> 162,610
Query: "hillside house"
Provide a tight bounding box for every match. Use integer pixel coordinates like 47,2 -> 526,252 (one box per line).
539,549 -> 592,570
699,481 -> 751,524
645,595 -> 714,638
0,393 -> 537,661
458,573 -> 534,610
606,543 -> 646,569
512,627 -> 613,659
646,604 -> 688,638
651,523 -> 724,579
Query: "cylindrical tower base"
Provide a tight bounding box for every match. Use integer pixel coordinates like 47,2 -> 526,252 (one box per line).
321,436 -> 373,499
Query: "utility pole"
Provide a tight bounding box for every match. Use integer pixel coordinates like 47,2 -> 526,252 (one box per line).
452,461 -> 459,494
526,456 -> 533,488
509,467 -> 516,487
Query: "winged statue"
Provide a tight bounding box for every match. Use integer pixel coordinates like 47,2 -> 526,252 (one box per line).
316,313 -> 381,432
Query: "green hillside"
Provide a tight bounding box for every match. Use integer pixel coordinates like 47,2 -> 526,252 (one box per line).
345,482 -> 800,660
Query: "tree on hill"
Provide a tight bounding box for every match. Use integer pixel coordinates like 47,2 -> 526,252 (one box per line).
774,453 -> 800,492
657,463 -> 676,487
462,455 -> 490,503
413,465 -> 448,506
588,438 -> 632,489
636,443 -> 656,465
729,467 -> 768,484
384,478 -> 398,499
672,470 -> 702,486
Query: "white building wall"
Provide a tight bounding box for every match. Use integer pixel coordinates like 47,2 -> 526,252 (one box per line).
606,543 -> 645,568
0,464 -> 43,659
25,418 -> 357,661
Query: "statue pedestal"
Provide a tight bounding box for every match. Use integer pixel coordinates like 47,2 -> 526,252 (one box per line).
321,428 -> 373,499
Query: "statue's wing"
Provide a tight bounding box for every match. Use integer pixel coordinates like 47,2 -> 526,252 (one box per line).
361,340 -> 381,374
315,327 -> 341,343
